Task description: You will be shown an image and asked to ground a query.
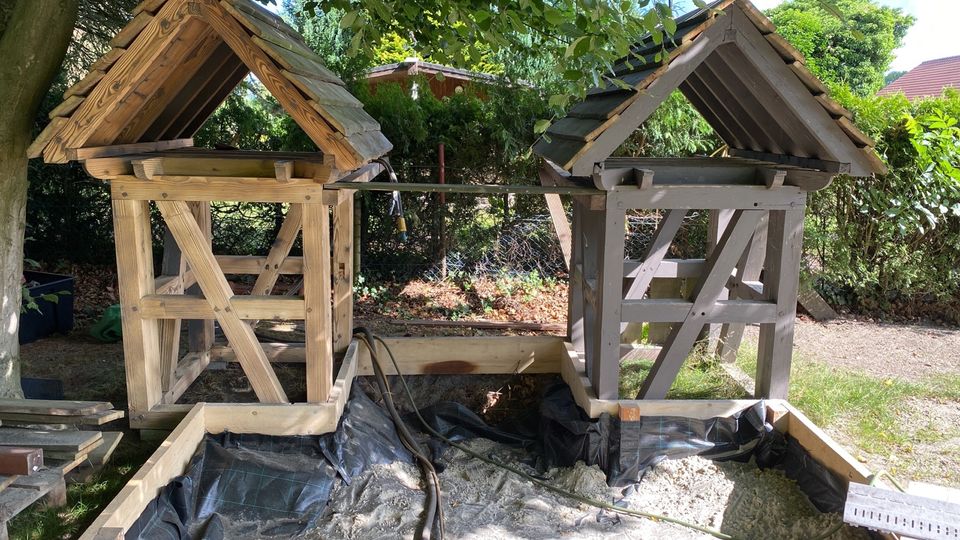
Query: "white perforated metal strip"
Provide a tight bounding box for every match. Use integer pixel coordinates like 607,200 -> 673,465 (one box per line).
844,482 -> 960,540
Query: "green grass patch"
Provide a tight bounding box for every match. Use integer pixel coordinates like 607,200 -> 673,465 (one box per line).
620,352 -> 751,400
736,346 -> 960,455
8,435 -> 159,540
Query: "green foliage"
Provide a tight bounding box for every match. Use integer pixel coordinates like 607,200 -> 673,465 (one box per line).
303,0 -> 701,127
615,91 -> 720,157
805,89 -> 960,316
766,0 -> 913,95
350,80 -> 552,277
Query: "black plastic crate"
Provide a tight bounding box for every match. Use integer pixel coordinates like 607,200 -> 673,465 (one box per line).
20,271 -> 75,344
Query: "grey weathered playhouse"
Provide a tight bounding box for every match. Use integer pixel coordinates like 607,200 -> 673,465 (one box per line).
534,0 -> 885,401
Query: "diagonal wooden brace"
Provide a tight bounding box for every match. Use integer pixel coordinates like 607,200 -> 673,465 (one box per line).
637,209 -> 764,399
157,200 -> 288,403
718,212 -> 769,362
620,209 -> 688,334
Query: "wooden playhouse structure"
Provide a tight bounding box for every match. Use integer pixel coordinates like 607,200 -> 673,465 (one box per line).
28,0 -> 887,536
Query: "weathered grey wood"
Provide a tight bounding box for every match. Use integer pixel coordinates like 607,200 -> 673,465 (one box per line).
570,19 -> 733,175
591,193 -> 626,399
580,206 -> 603,378
622,299 -> 776,323
718,212 -> 769,363
681,71 -> 752,150
158,226 -> 184,394
646,278 -> 684,345
620,210 -> 687,334
623,258 -> 705,279
755,208 -> 805,398
728,4 -> 875,176
638,209 -> 764,399
725,149 -> 850,174
567,198 -> 586,353
706,209 -> 735,349
613,185 -> 805,210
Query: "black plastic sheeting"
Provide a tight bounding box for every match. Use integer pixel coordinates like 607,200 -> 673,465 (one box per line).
128,382 -> 848,539
126,391 -> 413,539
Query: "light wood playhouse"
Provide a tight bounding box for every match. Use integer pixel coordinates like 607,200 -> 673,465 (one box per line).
29,0 -> 888,536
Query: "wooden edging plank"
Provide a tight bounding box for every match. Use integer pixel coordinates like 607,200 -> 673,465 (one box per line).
0,400 -> 112,417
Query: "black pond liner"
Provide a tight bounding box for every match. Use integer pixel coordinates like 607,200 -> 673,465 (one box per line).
126,383 -> 848,539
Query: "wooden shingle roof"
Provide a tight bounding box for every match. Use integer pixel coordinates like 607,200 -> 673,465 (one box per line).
534,0 -> 885,178
29,0 -> 391,172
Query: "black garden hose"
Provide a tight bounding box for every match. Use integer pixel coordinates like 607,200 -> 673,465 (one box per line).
354,327 -> 444,540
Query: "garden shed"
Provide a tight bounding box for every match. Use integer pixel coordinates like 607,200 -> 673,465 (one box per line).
29,0 -> 391,427
534,0 -> 887,401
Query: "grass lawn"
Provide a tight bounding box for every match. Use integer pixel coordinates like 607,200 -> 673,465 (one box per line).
620,344 -> 960,486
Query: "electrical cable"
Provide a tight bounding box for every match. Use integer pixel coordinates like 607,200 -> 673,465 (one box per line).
374,158 -> 408,241
355,329 -> 736,540
355,329 -> 860,540
354,328 -> 443,540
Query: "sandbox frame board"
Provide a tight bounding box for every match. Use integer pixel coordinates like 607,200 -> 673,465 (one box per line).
81,336 -> 874,539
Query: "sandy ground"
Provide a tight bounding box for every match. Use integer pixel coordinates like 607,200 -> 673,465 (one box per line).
743,317 -> 960,381
310,439 -> 865,540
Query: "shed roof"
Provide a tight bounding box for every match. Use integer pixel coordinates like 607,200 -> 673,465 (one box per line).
878,55 -> 960,100
29,0 -> 391,171
533,0 -> 885,178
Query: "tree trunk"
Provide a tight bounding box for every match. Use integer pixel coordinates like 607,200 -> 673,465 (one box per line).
0,0 -> 79,398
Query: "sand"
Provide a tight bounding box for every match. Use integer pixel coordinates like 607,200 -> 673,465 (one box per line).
308,439 -> 869,540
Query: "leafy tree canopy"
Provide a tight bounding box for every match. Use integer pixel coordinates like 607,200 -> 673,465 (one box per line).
291,0 -> 705,128
766,0 -> 913,95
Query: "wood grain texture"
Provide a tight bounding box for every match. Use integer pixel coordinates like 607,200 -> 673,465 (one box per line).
198,0 -> 362,169
157,199 -> 287,403
332,194 -> 354,353
301,204 -> 333,402
111,196 -> 163,416
44,0 -> 194,162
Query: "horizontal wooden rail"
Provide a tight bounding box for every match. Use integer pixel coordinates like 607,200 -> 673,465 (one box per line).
623,258 -> 705,279
620,298 -> 777,323
324,181 -> 598,195
215,255 -> 303,275
139,295 -> 305,320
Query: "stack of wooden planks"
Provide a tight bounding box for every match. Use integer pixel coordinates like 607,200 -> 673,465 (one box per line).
0,399 -> 123,428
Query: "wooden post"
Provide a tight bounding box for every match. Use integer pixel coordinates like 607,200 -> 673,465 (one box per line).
158,227 -> 184,394
706,209 -> 734,349
332,193 -> 354,354
718,212 -> 768,363
302,203 -> 333,402
591,192 -> 625,399
567,197 -> 585,354
186,202 -> 214,355
111,196 -> 162,418
438,142 -> 448,278
755,208 -> 804,398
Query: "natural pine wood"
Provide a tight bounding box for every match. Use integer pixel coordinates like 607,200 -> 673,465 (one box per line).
111,196 -> 162,416
301,203 -> 332,402
156,199 -> 287,403
332,193 -> 354,353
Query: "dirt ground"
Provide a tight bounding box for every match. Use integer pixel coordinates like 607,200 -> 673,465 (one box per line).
744,317 -> 960,381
